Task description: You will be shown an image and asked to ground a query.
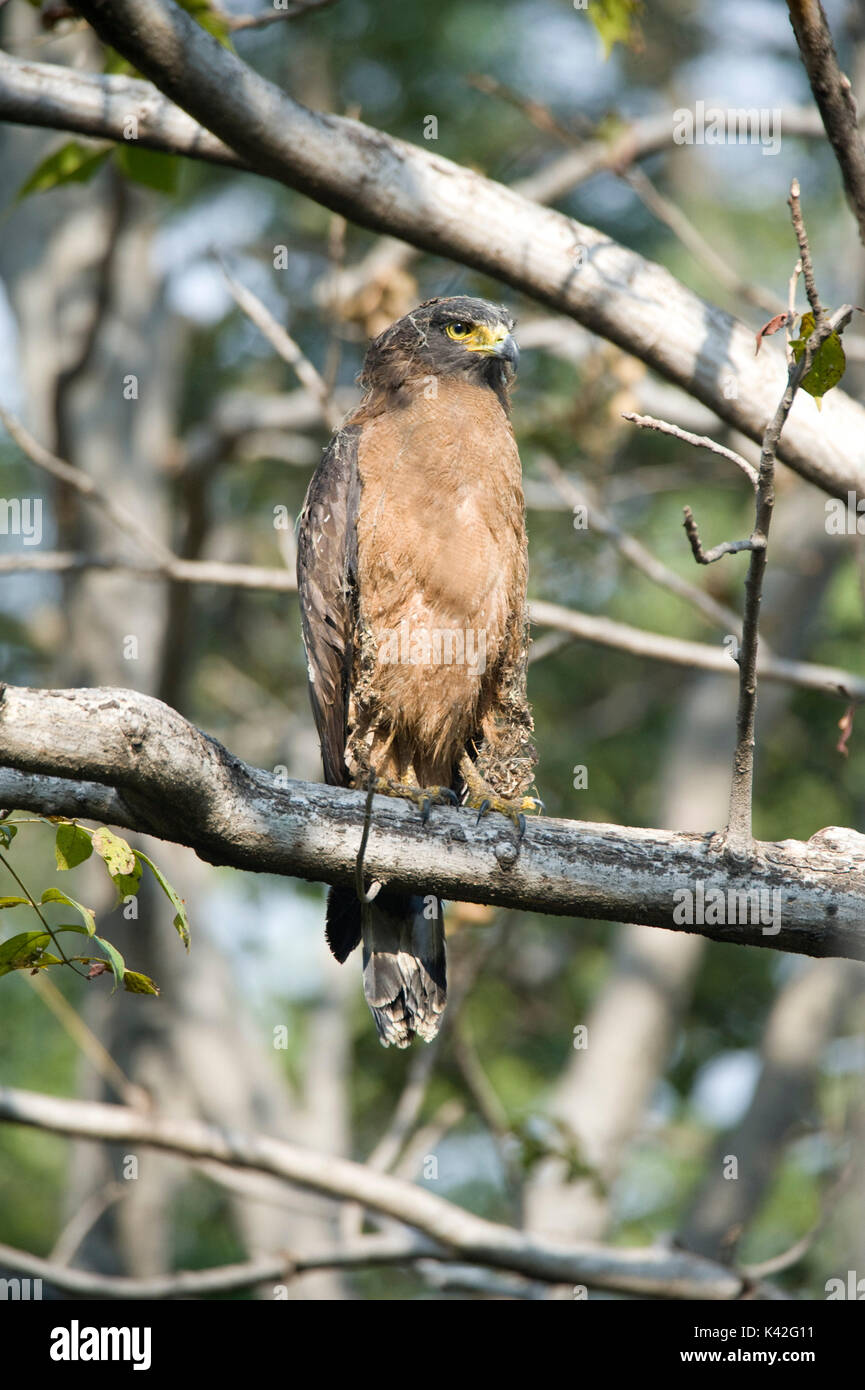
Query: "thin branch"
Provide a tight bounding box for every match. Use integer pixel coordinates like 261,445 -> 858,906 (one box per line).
0,550 -> 298,590
0,410 -> 297,589
0,1233 -> 444,1299
621,413 -> 758,488
725,183 -> 854,856
682,506 -> 758,566
0,1085 -> 764,1298
219,257 -> 343,430
622,164 -> 783,317
529,600 -> 865,701
26,972 -> 143,1108
2,685 -> 865,959
789,178 -> 830,330
0,406 -> 176,567
537,454 -> 745,634
787,0 -> 865,247
222,0 -> 339,31
2,546 -> 862,697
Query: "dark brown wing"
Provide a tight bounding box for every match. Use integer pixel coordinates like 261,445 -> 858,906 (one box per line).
296,424 -> 360,787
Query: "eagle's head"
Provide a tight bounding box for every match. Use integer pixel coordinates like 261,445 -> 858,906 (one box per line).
360,296 -> 519,407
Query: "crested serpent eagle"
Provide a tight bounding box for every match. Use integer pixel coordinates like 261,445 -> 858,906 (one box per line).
297,296 -> 539,1047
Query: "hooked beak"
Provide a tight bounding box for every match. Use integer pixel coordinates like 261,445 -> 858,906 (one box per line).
492,332 -> 519,370
464,324 -> 519,370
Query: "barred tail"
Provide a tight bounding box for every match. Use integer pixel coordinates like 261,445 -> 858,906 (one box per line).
326,887 -> 446,1047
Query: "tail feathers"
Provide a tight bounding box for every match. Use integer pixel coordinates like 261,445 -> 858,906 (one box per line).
325,887 -> 362,963
325,887 -> 447,1046
364,892 -> 446,1047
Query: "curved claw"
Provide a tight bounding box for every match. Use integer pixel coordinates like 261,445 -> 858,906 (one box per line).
516,812 -> 527,839
475,798 -> 492,825
420,797 -> 433,825
440,788 -> 460,807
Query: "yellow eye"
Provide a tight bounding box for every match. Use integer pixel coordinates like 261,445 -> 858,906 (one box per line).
445,321 -> 473,340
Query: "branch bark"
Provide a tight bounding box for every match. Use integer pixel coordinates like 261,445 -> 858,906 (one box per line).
2,28 -> 865,501
1,684 -> 864,960
787,0 -> 865,246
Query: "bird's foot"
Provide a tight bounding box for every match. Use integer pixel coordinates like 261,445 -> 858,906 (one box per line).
458,757 -> 543,838
371,776 -> 459,825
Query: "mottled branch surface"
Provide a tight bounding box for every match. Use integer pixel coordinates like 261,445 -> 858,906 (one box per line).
1,685 -> 864,960
1,17 -> 865,499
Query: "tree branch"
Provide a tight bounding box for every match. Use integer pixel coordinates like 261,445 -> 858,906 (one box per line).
1,685 -> 864,959
2,31 -> 865,501
787,0 -> 865,247
0,1084 -> 760,1298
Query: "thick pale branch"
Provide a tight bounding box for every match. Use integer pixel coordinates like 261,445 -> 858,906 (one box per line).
0,1085 -> 752,1298
1,685 -> 864,959
2,31 -> 865,500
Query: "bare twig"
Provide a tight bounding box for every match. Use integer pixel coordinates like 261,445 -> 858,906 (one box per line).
222,0 -> 339,32
682,506 -> 757,566
0,406 -> 176,567
219,257 -> 342,430
789,178 -> 830,330
622,413 -> 758,488
538,454 -> 744,634
0,550 -> 298,590
0,1233 -> 444,1299
622,165 -> 783,317
528,600 -> 865,700
787,0 -> 865,247
725,183 -> 854,857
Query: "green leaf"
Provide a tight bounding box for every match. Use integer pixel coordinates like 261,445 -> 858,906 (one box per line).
95,935 -> 126,992
92,827 -> 136,878
123,969 -> 160,996
113,144 -> 181,195
177,0 -> 233,46
0,932 -> 57,975
791,311 -> 847,408
586,0 -> 644,57
55,822 -> 94,871
136,851 -> 191,949
40,888 -> 96,936
90,827 -> 143,903
112,867 -> 144,905
0,897 -> 29,910
103,47 -> 139,76
0,823 -> 18,848
17,142 -> 111,200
